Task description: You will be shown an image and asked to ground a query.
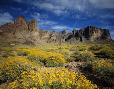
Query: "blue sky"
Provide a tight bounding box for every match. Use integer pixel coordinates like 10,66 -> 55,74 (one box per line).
0,0 -> 114,39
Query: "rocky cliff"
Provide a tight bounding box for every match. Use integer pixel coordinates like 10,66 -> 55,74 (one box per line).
65,26 -> 111,42
0,16 -> 112,44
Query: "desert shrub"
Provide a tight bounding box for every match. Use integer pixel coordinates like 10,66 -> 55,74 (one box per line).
0,47 -> 13,52
6,68 -> 97,89
89,45 -> 102,51
28,56 -> 63,67
78,46 -> 87,51
17,50 -> 29,56
67,50 -> 80,62
87,59 -> 114,86
45,58 -> 63,67
0,51 -> 16,58
17,48 -> 65,67
0,57 -> 38,83
96,46 -> 114,59
27,56 -> 44,66
70,45 -> 87,52
0,47 -> 16,57
91,59 -> 114,76
69,51 -> 95,62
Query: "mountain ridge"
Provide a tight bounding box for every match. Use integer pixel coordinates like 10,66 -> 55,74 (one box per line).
0,16 -> 112,45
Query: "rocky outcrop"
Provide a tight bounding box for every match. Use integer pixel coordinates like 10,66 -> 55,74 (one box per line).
65,26 -> 112,42
0,16 -> 37,33
28,19 -> 37,31
0,16 -> 39,44
15,16 -> 28,30
0,16 -> 112,44
80,26 -> 111,41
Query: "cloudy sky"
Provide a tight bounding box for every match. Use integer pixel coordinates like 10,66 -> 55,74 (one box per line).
0,0 -> 114,38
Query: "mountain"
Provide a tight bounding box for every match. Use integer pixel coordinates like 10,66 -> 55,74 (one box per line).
66,26 -> 111,42
0,16 -> 112,45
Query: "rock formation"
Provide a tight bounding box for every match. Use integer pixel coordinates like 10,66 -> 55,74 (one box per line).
15,16 -> 28,30
28,19 -> 37,31
0,16 -> 112,44
0,16 -> 39,44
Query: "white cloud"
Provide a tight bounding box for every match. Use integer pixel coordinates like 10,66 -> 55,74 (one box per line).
0,12 -> 13,25
13,0 -> 89,15
89,0 -> 114,9
31,12 -> 56,27
15,0 -> 114,16
31,12 -> 41,21
99,14 -> 114,19
13,0 -> 114,16
39,20 -> 57,27
51,25 -> 72,31
33,2 -> 67,16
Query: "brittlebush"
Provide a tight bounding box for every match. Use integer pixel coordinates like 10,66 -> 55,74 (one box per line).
91,59 -> 114,76
87,59 -> 114,86
0,56 -> 40,83
16,48 -> 65,67
7,68 -> 98,89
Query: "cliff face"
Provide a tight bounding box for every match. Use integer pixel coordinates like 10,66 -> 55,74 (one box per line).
0,16 -> 112,44
65,26 -> 111,42
81,26 -> 111,41
0,16 -> 39,44
0,16 -> 37,33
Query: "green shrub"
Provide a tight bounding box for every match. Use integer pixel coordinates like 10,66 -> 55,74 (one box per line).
0,57 -> 33,83
0,51 -> 16,58
69,51 -> 95,62
28,56 -> 63,67
78,46 -> 87,51
89,45 -> 102,51
0,47 -> 13,52
86,59 -> 114,86
17,51 -> 29,56
27,56 -> 45,66
96,46 -> 114,59
45,59 -> 63,67
92,59 -> 114,76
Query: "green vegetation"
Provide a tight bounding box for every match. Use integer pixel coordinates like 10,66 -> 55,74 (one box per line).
0,42 -> 114,88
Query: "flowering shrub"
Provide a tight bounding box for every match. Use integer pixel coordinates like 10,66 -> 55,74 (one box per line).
87,59 -> 114,86
0,47 -> 16,57
69,51 -> 95,62
16,48 -> 65,67
6,68 -> 98,89
91,59 -> 114,76
95,46 -> 114,59
89,45 -> 102,51
0,56 -> 40,83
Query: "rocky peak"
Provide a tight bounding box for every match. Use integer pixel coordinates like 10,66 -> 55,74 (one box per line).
15,16 -> 26,25
82,26 -> 111,41
65,26 -> 112,42
14,16 -> 28,30
28,19 -> 37,31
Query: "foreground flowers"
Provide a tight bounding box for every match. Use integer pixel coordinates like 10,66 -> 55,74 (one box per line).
7,67 -> 97,89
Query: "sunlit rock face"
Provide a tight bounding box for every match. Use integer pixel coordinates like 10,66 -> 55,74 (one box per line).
0,16 -> 39,44
15,16 -> 28,30
0,16 -> 112,44
28,19 -> 37,31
